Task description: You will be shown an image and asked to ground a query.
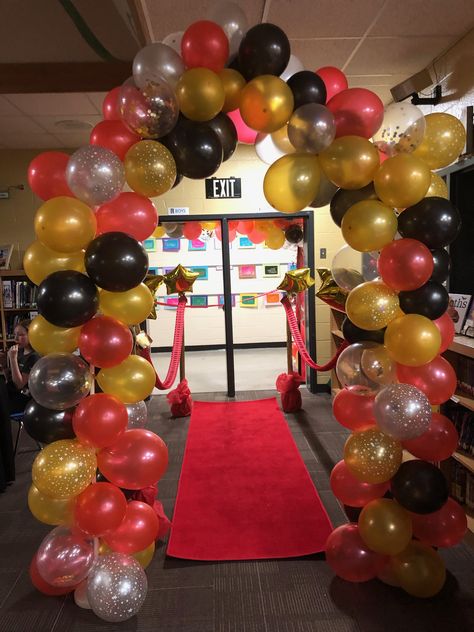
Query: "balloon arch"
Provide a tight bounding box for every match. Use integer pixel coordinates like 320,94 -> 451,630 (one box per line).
24,3 -> 466,622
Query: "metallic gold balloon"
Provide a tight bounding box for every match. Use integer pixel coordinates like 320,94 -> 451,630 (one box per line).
346,281 -> 400,330
344,428 -> 402,484
342,200 -> 398,252
374,154 -> 431,208
100,541 -> 155,569
97,355 -> 156,404
240,75 -> 294,133
271,124 -> 296,154
358,498 -> 412,556
176,68 -> 225,122
124,140 -> 177,198
29,315 -> 81,355
23,241 -> 85,286
28,483 -> 75,525
162,264 -> 199,295
265,228 -> 285,250
264,153 -> 320,213
384,314 -> 441,366
425,172 -> 448,199
34,196 -> 96,254
152,225 -> 166,238
143,273 -> 164,319
219,68 -> 246,112
32,440 -> 97,500
100,284 -> 154,326
413,112 -> 466,170
278,268 -> 315,294
201,221 -> 218,230
319,136 -> 380,190
315,268 -> 347,311
391,540 -> 446,598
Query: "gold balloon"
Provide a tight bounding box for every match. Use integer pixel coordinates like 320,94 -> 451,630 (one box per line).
319,136 -> 380,190
100,283 -> 154,326
240,75 -> 294,133
392,540 -> 446,598
413,112 -> 466,170
162,264 -> 199,295
384,314 -> 441,366
278,268 -> 315,294
358,499 -> 412,556
29,315 -> 81,355
23,241 -> 85,286
219,68 -> 246,112
315,268 -> 348,311
271,124 -> 296,154
152,225 -> 166,238
28,483 -> 74,525
97,355 -> 156,403
32,440 -> 97,500
374,154 -> 431,208
265,228 -> 285,250
344,428 -> 402,484
100,540 -> 155,569
201,221 -> 218,230
346,280 -> 400,330
176,68 -> 225,122
264,153 -> 320,213
342,200 -> 398,252
124,140 -> 177,197
425,172 -> 448,199
34,196 -> 96,254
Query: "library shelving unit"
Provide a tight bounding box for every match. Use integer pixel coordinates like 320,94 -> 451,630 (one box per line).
0,270 -> 37,352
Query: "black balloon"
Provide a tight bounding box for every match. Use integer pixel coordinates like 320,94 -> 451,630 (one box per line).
391,460 -> 449,514
161,117 -> 222,179
329,183 -> 378,227
398,196 -> 461,248
430,248 -> 451,283
205,113 -> 238,161
85,232 -> 148,292
23,399 -> 75,444
172,170 -> 184,189
285,224 -> 304,244
342,317 -> 385,344
399,279 -> 449,320
38,270 -> 98,328
287,70 -> 327,108
238,23 -> 290,80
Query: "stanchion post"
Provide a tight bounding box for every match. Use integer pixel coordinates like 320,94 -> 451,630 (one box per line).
180,328 -> 185,382
286,317 -> 293,374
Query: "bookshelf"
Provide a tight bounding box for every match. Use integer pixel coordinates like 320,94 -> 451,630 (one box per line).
0,270 -> 38,352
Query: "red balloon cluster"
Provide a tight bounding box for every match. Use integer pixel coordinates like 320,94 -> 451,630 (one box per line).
28,152 -> 73,200
79,315 -> 133,368
327,88 -> 384,138
73,393 -> 128,449
96,192 -> 158,242
181,20 -> 229,72
332,389 -> 376,431
378,239 -> 434,291
103,500 -> 160,554
91,120 -> 140,161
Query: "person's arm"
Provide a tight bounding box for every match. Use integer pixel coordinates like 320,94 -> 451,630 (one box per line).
7,345 -> 28,390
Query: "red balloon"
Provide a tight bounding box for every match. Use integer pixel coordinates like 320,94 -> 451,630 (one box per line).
214,225 -> 237,241
332,389 -> 376,431
183,222 -> 203,240
28,152 -> 73,200
410,498 -> 467,548
315,66 -> 348,102
273,218 -> 291,230
378,150 -> 389,164
30,555 -> 76,596
327,88 -> 384,139
330,460 -> 389,507
247,228 -> 266,244
103,500 -> 159,554
378,239 -> 434,291
402,412 -> 458,462
79,315 -> 133,368
434,311 -> 455,353
90,120 -> 140,160
181,20 -> 229,72
95,192 -> 158,242
228,220 -> 239,231
98,429 -> 168,489
397,355 -> 457,404
237,220 -> 255,235
102,86 -> 121,120
73,393 -> 128,449
227,109 -> 258,144
325,523 -> 388,582
74,482 -> 127,536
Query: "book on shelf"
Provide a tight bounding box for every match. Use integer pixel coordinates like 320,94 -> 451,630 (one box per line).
449,460 -> 474,511
462,298 -> 474,338
456,354 -> 474,398
448,294 -> 472,334
2,280 -> 13,308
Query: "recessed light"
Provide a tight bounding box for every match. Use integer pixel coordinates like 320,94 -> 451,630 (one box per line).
54,119 -> 93,131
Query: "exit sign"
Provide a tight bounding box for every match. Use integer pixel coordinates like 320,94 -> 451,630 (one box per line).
205,177 -> 241,199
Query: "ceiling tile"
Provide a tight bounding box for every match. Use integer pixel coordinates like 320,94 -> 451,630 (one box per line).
290,39 -> 357,72
5,93 -> 99,116
0,116 -> 46,134
34,114 -> 101,134
372,0 -> 474,36
347,74 -> 409,87
52,130 -> 92,149
86,92 -> 108,114
0,96 -> 22,115
0,132 -> 63,149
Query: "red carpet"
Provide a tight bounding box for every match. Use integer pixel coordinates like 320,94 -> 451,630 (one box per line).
167,398 -> 333,560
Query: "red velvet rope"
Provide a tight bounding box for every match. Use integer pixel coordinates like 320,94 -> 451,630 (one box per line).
281,295 -> 348,371
139,295 -> 186,390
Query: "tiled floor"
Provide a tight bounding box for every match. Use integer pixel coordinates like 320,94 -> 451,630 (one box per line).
0,390 -> 473,632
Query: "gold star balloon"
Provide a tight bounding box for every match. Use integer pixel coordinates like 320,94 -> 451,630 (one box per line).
278,268 -> 315,294
316,268 -> 347,311
163,264 -> 199,295
144,273 -> 164,319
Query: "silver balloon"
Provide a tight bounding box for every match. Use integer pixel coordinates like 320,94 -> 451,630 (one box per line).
133,42 -> 185,89
126,401 -> 148,428
74,580 -> 92,609
332,245 -> 379,292
119,77 -> 179,140
29,352 -> 92,410
87,552 -> 148,623
310,166 -> 338,207
162,222 -> 177,235
167,224 -> 184,239
208,2 -> 248,57
336,342 -> 396,396
66,145 -> 124,207
288,103 -> 336,154
373,102 -> 426,157
280,54 -> 305,81
374,384 -> 432,440
162,31 -> 183,54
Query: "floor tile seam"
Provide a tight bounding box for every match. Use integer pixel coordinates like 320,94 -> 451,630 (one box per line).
49,595 -> 67,632
0,567 -> 23,610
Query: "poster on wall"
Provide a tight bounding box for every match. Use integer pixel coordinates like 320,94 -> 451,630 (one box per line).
265,292 -> 281,306
190,295 -> 208,307
189,266 -> 209,280
263,264 -> 280,277
240,293 -> 258,308
188,239 -> 206,251
238,264 -> 256,279
238,236 -> 255,249
162,238 -> 180,252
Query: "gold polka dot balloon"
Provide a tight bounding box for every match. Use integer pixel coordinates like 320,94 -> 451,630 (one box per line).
413,112 -> 466,170
32,439 -> 97,500
344,428 -> 402,484
425,172 -> 448,199
124,140 -> 177,198
346,280 -> 400,331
